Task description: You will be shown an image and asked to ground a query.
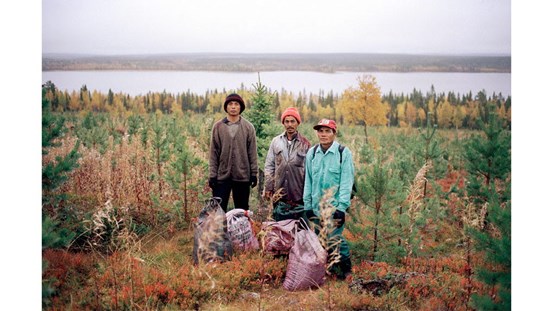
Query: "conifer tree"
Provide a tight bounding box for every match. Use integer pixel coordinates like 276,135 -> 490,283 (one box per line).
242,73 -> 278,199
469,193 -> 511,310
76,112 -> 109,153
127,114 -> 143,141
165,118 -> 203,223
42,83 -> 81,306
244,73 -> 274,151
416,112 -> 444,197
464,110 -> 511,309
42,83 -> 80,216
354,145 -> 405,262
464,109 -> 510,206
151,112 -> 170,199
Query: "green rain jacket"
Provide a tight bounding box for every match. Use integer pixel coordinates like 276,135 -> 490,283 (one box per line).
303,141 -> 355,215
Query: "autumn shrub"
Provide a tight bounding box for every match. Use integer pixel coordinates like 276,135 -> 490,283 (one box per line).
347,254 -> 488,311
352,260 -> 396,280
399,255 -> 485,311
43,245 -> 289,310
335,287 -> 410,311
62,113 -> 211,239
42,249 -> 95,305
404,273 -> 473,311
156,252 -> 286,309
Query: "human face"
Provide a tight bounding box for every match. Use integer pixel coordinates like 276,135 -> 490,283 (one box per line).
226,101 -> 241,117
283,116 -> 299,137
316,127 -> 335,148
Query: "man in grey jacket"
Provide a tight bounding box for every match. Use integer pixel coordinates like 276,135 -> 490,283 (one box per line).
208,93 -> 258,212
264,107 -> 311,220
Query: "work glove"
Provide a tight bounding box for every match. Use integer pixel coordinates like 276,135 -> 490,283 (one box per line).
250,176 -> 258,188
208,177 -> 217,189
333,210 -> 346,227
304,209 -> 316,221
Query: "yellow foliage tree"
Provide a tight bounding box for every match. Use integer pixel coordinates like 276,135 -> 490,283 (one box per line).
453,104 -> 466,130
91,90 -> 104,112
171,101 -> 183,118
206,93 -> 226,115
112,96 -> 126,116
317,105 -> 335,123
81,88 -> 91,111
417,108 -> 426,126
465,101 -> 480,129
68,90 -> 81,111
340,75 -> 387,142
405,101 -> 417,127
437,99 -> 454,128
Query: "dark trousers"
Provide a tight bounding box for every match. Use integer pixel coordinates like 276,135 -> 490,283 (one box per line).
272,200 -> 304,221
212,179 -> 251,212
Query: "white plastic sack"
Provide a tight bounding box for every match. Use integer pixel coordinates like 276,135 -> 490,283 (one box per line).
226,209 -> 259,252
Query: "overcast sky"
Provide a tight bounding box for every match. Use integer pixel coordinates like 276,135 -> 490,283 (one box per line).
42,0 -> 511,55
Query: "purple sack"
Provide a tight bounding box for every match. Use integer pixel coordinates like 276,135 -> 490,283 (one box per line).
283,219 -> 327,291
260,219 -> 298,256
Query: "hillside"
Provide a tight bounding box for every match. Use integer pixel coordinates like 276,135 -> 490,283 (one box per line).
42,53 -> 511,73
41,82 -> 511,310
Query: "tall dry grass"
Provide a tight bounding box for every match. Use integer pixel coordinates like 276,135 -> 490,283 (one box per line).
405,161 -> 431,260
315,188 -> 342,274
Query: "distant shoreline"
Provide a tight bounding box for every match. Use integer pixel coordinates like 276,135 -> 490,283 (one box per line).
42,53 -> 511,73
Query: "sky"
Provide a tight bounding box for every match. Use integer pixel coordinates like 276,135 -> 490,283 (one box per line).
42,0 -> 511,55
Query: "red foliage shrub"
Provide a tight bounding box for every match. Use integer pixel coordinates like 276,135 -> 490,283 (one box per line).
43,249 -> 94,289
353,260 -> 394,279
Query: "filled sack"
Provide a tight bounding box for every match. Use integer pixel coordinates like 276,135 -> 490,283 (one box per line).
192,197 -> 233,265
226,208 -> 259,252
283,219 -> 327,291
260,219 -> 298,256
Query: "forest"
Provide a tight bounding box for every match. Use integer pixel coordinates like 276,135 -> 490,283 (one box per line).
42,76 -> 510,310
42,53 -> 511,73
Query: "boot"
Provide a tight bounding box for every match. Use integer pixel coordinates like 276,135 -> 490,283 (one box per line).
337,257 -> 352,280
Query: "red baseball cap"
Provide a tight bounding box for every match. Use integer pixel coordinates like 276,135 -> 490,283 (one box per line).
313,118 -> 337,132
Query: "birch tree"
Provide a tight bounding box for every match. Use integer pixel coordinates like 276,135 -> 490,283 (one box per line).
340,75 -> 388,143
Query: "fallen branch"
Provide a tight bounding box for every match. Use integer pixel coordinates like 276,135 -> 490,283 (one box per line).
349,272 -> 421,296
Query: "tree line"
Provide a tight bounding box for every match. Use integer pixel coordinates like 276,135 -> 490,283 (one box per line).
42,75 -> 510,131
42,53 -> 511,73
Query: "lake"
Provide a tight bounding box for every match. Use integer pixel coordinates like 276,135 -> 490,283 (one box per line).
42,71 -> 511,97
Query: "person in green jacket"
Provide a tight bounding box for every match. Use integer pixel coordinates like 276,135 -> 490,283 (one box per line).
303,118 -> 354,279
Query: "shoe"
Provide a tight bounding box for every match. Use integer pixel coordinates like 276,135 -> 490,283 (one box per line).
337,257 -> 352,280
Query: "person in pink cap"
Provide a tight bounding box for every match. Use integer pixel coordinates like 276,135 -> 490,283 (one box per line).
264,107 -> 311,221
